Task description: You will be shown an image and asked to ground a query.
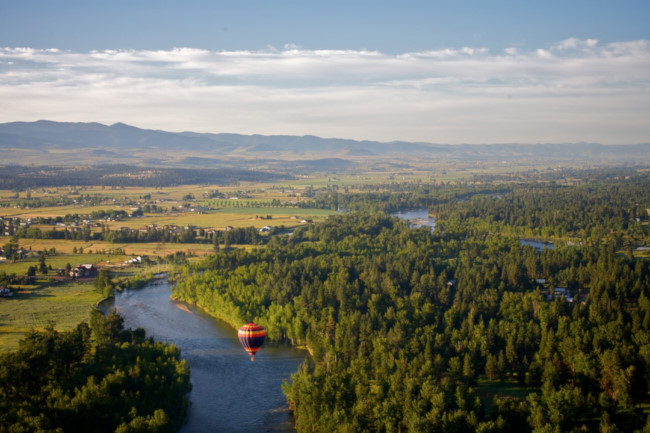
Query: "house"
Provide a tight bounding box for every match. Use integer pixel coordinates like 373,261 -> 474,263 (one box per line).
548,287 -> 574,302
259,226 -> 273,233
70,264 -> 98,278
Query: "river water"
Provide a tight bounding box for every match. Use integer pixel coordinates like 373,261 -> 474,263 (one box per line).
392,208 -> 436,231
519,239 -> 554,252
103,281 -> 306,433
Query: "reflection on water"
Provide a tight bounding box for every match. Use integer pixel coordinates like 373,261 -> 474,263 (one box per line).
392,209 -> 436,231
104,281 -> 305,433
519,239 -> 554,252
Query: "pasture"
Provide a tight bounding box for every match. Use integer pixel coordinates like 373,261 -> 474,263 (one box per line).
0,280 -> 103,352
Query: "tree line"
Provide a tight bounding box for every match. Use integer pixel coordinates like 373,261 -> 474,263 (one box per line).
10,224 -> 266,246
0,164 -> 292,188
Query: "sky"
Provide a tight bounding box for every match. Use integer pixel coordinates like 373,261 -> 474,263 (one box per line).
1,1 -> 649,144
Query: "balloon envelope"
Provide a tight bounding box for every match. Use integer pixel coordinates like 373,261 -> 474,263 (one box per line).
238,323 -> 267,361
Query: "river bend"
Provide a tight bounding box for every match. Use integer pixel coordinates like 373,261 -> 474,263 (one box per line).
103,280 -> 305,433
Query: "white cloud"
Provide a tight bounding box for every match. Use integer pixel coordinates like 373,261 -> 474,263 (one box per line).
553,37 -> 599,52
0,39 -> 649,144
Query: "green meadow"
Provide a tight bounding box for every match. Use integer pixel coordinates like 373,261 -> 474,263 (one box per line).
0,280 -> 103,352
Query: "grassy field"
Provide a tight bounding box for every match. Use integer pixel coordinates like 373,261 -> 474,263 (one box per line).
0,252 -> 130,274
92,208 -> 335,231
3,207 -> 333,229
1,238 -> 221,257
2,181 -> 337,229
635,248 -> 650,259
0,280 -> 103,352
0,181 -> 338,275
475,378 -> 538,414
0,204 -> 124,218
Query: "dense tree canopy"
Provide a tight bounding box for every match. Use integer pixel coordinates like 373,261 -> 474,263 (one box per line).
173,174 -> 650,432
0,310 -> 191,433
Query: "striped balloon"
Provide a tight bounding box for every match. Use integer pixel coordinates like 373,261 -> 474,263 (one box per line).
238,323 -> 267,361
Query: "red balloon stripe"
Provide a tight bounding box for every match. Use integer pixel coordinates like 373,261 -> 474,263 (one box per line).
238,323 -> 267,359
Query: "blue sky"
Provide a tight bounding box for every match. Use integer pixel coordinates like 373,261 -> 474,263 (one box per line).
1,1 -> 649,144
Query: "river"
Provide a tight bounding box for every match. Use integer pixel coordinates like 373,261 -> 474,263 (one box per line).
102,280 -> 306,433
392,208 -> 436,231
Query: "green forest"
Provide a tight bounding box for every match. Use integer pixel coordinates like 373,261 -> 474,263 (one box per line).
172,173 -> 650,432
0,310 -> 191,433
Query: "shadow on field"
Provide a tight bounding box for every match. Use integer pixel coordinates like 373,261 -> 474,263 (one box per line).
13,288 -> 55,300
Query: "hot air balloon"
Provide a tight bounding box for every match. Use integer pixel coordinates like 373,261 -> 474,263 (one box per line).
238,323 -> 267,361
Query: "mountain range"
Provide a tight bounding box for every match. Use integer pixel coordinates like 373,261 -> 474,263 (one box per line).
1,120 -> 649,171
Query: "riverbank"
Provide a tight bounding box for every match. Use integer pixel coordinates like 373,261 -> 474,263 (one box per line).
169,292 -> 312,358
169,295 -> 242,329
0,264 -> 176,352
113,280 -> 306,433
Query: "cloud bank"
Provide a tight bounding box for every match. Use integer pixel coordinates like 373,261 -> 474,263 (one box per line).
1,39 -> 649,144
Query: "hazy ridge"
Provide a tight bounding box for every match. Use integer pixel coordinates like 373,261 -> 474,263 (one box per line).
1,120 -> 649,169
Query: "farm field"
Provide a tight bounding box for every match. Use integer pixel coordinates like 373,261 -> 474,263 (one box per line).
2,184 -> 336,222
0,181 -> 343,288
1,181 -> 340,351
0,238 -> 229,261
0,251 -> 127,274
0,280 -> 103,352
94,207 -> 335,231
